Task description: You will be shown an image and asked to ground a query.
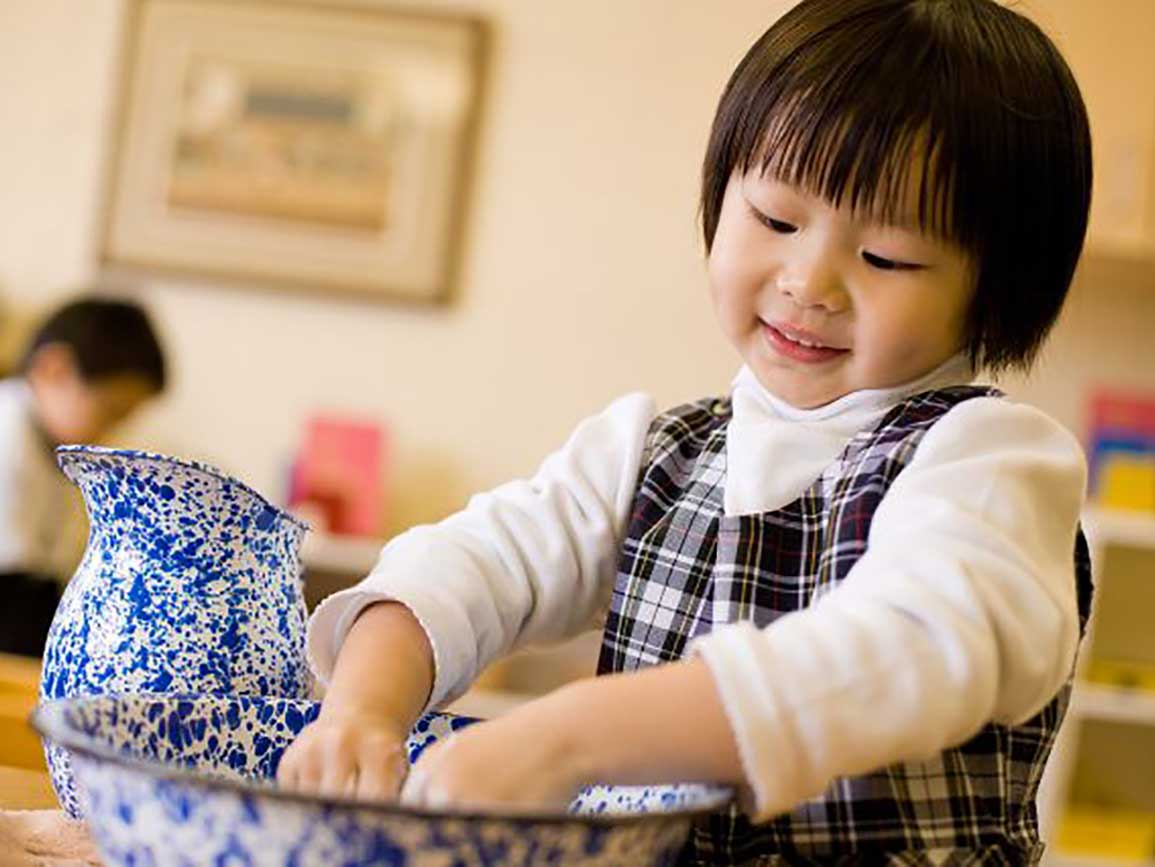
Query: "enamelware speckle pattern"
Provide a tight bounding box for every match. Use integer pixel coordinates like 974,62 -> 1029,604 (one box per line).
33,694 -> 733,866
40,446 -> 310,818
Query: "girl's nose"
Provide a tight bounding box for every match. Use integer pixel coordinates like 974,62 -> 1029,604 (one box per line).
776,259 -> 847,313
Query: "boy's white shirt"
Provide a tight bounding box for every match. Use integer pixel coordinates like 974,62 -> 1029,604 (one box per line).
0,379 -> 84,580
307,356 -> 1086,821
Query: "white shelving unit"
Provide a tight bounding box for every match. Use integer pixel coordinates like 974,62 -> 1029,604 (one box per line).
1071,682 -> 1155,727
1083,509 -> 1155,556
300,531 -> 385,577
1040,507 -> 1155,866
297,530 -> 388,612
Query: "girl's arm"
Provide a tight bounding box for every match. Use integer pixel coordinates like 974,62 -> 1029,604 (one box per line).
282,393 -> 656,799
688,397 -> 1087,821
306,392 -> 657,713
279,601 -> 433,797
399,658 -> 746,810
402,397 -> 1087,819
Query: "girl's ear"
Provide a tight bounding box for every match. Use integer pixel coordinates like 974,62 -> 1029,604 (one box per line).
25,342 -> 82,388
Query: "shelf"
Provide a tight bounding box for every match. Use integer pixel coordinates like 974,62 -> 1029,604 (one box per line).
1070,682 -> 1155,726
1083,508 -> 1155,552
300,531 -> 386,575
1048,856 -> 1155,867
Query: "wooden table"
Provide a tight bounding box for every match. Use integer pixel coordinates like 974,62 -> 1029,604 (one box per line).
0,767 -> 98,865
0,653 -> 46,775
0,765 -> 57,810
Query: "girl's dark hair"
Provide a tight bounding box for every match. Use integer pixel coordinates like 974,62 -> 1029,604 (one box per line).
701,0 -> 1092,373
21,296 -> 167,391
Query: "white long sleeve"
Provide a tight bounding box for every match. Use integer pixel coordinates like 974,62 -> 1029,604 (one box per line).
692,396 -> 1087,821
307,392 -> 657,709
306,357 -> 974,703
305,380 -> 1086,823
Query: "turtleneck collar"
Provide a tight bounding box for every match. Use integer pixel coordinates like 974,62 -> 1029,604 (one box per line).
724,354 -> 976,517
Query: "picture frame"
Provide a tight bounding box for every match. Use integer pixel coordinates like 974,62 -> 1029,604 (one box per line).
99,0 -> 487,303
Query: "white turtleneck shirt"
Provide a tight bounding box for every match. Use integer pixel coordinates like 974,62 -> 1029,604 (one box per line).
307,358 -> 1087,821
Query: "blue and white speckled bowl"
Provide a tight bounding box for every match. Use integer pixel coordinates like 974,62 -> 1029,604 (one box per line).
41,446 -> 311,818
33,694 -> 733,866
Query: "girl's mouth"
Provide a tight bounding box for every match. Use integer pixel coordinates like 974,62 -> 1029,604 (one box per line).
761,322 -> 849,364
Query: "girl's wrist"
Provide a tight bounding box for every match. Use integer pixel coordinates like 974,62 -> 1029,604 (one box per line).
317,697 -> 412,734
536,661 -> 746,790
539,678 -> 616,787
317,601 -> 435,735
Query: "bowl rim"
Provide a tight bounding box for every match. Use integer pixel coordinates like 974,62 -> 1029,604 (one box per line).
31,693 -> 734,826
55,445 -> 308,533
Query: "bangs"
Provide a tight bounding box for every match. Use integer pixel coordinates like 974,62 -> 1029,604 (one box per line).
702,0 -> 1032,253
701,0 -> 1092,372
752,99 -> 956,240
733,15 -> 968,243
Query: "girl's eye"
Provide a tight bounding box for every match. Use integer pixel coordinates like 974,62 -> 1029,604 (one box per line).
751,206 -> 797,235
766,217 -> 798,234
862,250 -> 922,271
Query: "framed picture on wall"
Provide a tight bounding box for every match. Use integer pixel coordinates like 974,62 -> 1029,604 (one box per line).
99,0 -> 486,303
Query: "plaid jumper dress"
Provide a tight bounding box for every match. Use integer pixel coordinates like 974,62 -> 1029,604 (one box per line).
597,387 -> 1094,866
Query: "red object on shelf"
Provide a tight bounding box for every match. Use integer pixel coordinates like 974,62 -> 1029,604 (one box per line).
1086,389 -> 1155,510
288,416 -> 386,536
1089,391 -> 1155,441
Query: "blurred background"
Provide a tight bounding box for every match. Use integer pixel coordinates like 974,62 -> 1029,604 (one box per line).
0,1 -> 1153,862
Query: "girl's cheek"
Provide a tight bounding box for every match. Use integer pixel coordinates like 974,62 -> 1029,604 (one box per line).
705,246 -> 735,294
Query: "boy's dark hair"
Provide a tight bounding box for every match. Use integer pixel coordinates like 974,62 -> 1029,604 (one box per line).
21,296 -> 167,391
701,0 -> 1092,373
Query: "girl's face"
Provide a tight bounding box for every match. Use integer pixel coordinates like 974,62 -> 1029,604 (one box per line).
707,170 -> 976,409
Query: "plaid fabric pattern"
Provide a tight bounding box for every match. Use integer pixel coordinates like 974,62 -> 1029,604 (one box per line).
597,388 -> 1094,866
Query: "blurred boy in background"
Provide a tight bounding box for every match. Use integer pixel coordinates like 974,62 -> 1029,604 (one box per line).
0,296 -> 166,656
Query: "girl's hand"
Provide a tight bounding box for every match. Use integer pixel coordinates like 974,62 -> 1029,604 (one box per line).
277,600 -> 435,801
400,696 -> 585,812
398,661 -> 743,814
276,709 -> 411,801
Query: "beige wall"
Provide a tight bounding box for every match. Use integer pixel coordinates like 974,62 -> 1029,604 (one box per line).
0,0 -> 1151,535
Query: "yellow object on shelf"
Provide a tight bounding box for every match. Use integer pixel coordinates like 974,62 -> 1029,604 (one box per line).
1086,660 -> 1155,693
1096,453 -> 1155,512
1057,807 -> 1155,861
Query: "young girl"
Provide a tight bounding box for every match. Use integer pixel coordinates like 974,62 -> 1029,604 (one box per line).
279,0 -> 1094,862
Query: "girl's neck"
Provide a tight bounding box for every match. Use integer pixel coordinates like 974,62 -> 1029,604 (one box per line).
734,354 -> 976,423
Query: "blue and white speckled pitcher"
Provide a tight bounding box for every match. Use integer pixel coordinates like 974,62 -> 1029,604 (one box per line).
39,445 -> 310,818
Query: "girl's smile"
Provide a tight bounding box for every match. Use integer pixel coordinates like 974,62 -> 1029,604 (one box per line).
708,171 -> 976,409
761,320 -> 850,364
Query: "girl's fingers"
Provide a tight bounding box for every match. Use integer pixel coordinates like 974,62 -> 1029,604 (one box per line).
277,739 -> 319,792
275,755 -> 297,790
397,761 -> 429,807
317,760 -> 355,798
317,736 -> 359,797
342,766 -> 361,799
356,742 -> 408,801
277,723 -> 415,803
